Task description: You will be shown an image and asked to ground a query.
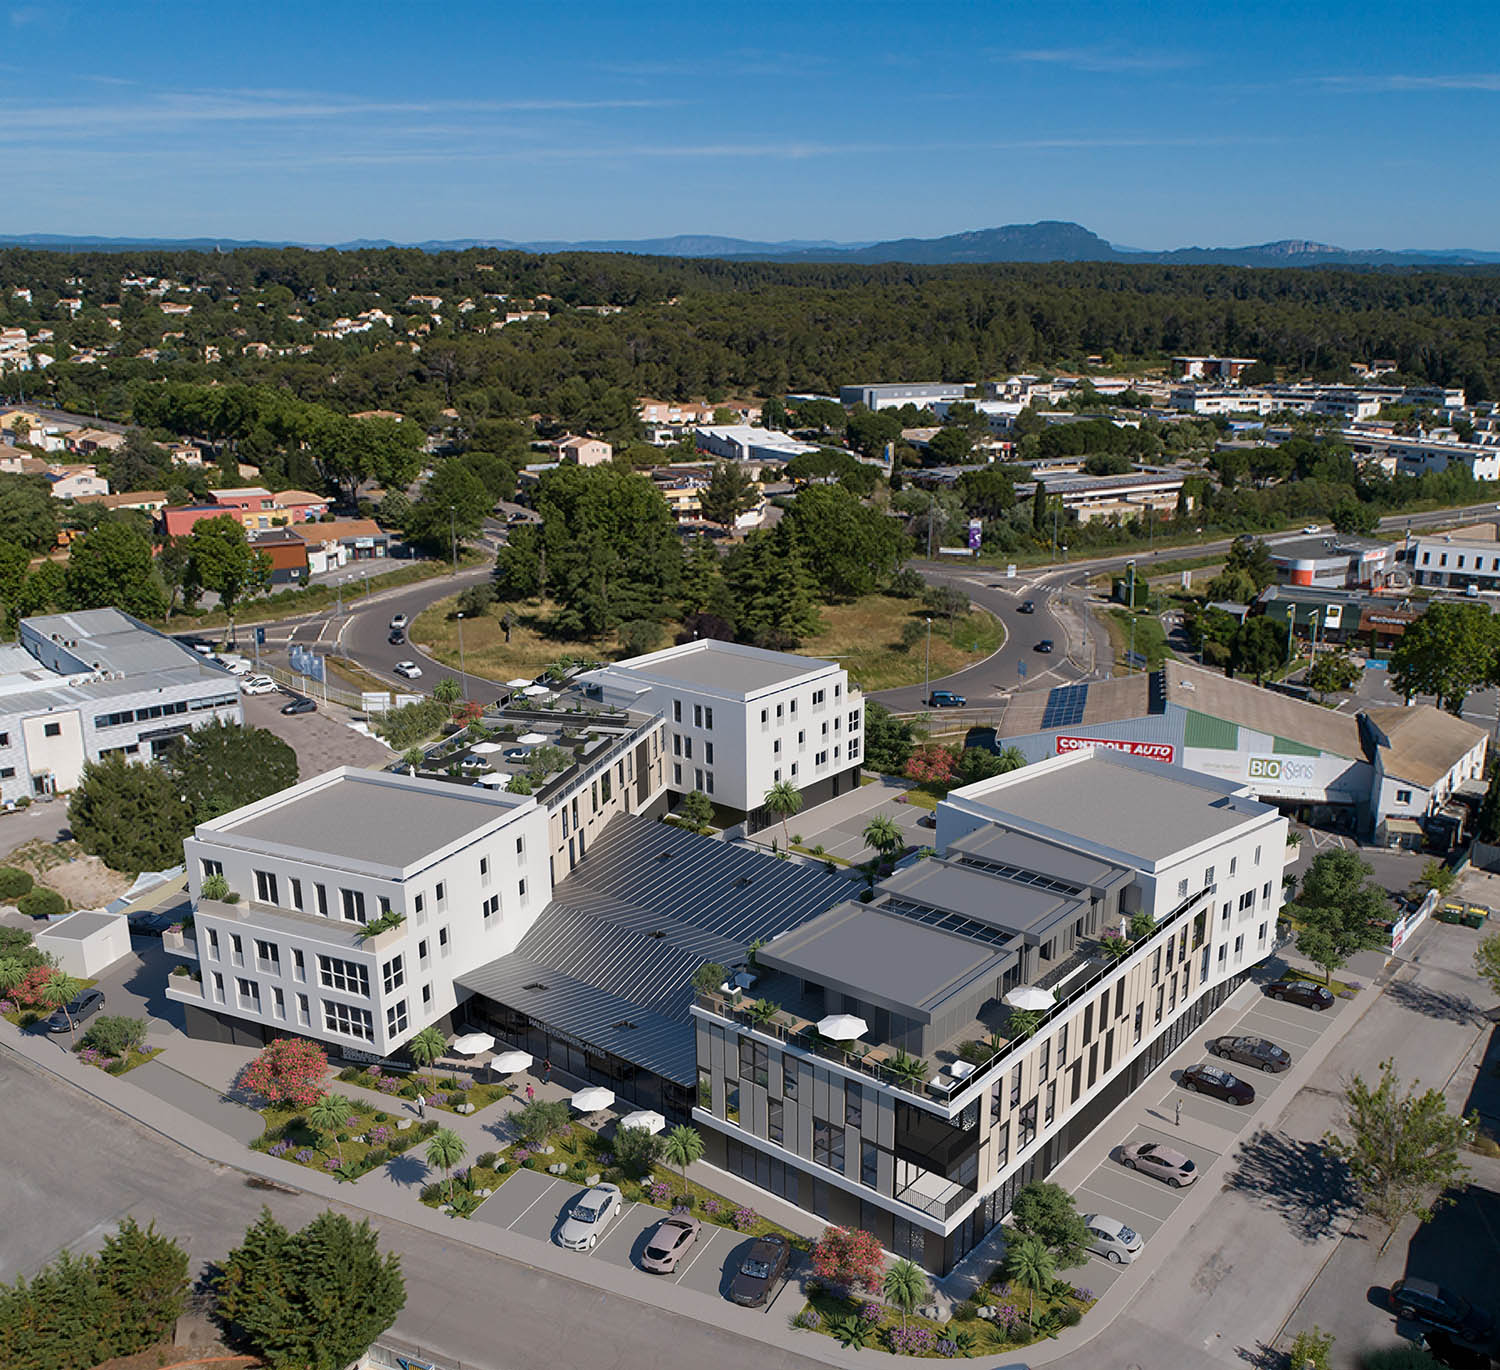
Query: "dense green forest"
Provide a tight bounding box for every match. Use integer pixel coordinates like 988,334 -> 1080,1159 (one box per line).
4,249 -> 1499,434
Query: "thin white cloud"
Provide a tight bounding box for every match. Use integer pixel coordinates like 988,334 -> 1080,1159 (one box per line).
1011,47 -> 1198,73
9,6 -> 49,27
1319,72 -> 1500,92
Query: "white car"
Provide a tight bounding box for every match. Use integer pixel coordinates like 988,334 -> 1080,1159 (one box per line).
393,661 -> 422,679
1302,524 -> 1321,534
214,654 -> 252,675
389,613 -> 409,631
556,1183 -> 623,1250
1084,1213 -> 1142,1265
240,675 -> 278,695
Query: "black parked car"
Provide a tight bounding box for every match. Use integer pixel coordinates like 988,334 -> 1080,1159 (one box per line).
45,987 -> 105,1034
1018,599 -> 1036,614
1264,979 -> 1335,1011
280,695 -> 317,715
126,908 -> 178,936
728,1232 -> 790,1307
1180,1062 -> 1255,1106
1208,1035 -> 1293,1073
1035,639 -> 1054,653
1390,1279 -> 1494,1342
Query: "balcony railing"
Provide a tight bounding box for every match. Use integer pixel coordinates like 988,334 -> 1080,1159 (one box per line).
166,969 -> 204,1001
197,897 -> 402,954
162,926 -> 197,959
896,1179 -> 977,1221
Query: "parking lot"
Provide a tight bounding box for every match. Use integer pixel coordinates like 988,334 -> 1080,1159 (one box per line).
1063,983 -> 1353,1298
471,1168 -> 803,1312
241,691 -> 393,777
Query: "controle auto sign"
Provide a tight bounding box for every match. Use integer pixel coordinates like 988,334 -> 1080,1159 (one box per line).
1247,754 -> 1318,784
1055,735 -> 1176,763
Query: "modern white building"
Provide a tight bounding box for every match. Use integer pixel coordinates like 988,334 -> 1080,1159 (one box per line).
168,769 -> 554,1055
839,383 -> 971,411
581,640 -> 864,827
1338,429 -> 1500,482
692,749 -> 1288,1272
693,425 -> 819,466
0,609 -> 242,805
1410,522 -> 1500,590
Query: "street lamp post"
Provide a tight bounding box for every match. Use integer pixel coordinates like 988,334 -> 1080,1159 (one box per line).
449,505 -> 459,577
1126,559 -> 1136,671
456,611 -> 468,700
924,617 -> 932,704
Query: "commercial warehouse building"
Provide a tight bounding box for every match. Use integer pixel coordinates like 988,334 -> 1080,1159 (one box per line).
990,661 -> 1485,845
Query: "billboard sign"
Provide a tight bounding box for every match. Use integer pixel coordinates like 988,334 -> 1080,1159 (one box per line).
967,518 -> 983,551
1055,735 -> 1176,764
1246,754 -> 1318,785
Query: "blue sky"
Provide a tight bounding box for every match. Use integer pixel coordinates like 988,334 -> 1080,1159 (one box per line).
6,0 -> 1500,249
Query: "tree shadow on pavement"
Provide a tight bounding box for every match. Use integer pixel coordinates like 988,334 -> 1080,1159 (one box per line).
1384,978 -> 1482,1027
384,1153 -> 430,1190
1224,1127 -> 1357,1242
1232,1341 -> 1283,1368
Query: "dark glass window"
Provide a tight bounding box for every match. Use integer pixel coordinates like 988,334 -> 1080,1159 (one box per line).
813,1118 -> 845,1171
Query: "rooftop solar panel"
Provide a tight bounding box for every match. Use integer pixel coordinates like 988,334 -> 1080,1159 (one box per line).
1041,682 -> 1089,731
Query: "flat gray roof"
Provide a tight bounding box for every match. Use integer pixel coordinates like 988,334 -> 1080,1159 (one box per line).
600,640 -> 834,695
947,826 -> 1130,893
221,773 -> 520,868
37,909 -> 121,940
880,860 -> 1082,940
759,903 -> 1008,1019
964,752 -> 1260,863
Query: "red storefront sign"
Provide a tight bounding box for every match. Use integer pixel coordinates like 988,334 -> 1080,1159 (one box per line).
1055,735 -> 1176,763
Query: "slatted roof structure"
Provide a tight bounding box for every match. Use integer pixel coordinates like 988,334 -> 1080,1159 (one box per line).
456,815 -> 851,1084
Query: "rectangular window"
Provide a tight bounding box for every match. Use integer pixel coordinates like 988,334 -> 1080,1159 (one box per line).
704,741 -> 713,765
725,1082 -> 740,1125
340,888 -> 366,924
845,1091 -> 863,1130
1038,1038 -> 1050,1083
813,1117 -> 845,1171
705,772 -> 714,795
693,703 -> 703,728
422,983 -> 432,1006
1177,877 -> 1188,899
229,933 -> 243,967
601,772 -> 612,804
1204,865 -> 1214,887
682,738 -> 692,761
289,877 -> 303,910
438,926 -> 450,951
1229,856 -> 1237,876
1044,1080 -> 1056,1126
435,882 -> 447,910
316,883 -> 328,916
673,763 -> 682,787
1262,880 -> 1272,902
254,939 -> 279,973
205,927 -> 220,959
995,1119 -> 1010,1167
1009,1062 -> 1022,1108
272,985 -> 285,1019
236,977 -> 260,1012
211,971 -> 225,1004
782,1058 -> 798,1099
382,955 -> 405,994
861,1139 -> 878,1188
705,707 -> 714,729
1154,984 -> 1165,1024
296,992 -> 310,1026
482,893 -> 500,921
200,857 -> 223,880
739,1037 -> 769,1088
673,699 -> 682,722
1114,979 -> 1125,1020
768,1098 -> 784,1144
323,1001 -> 373,1041
317,955 -> 370,997
43,722 -> 61,738
1255,845 -> 1261,865
1133,1002 -> 1143,1043
1259,921 -> 1268,945
516,835 -> 526,858
1152,947 -> 1162,984
386,1000 -> 409,1036
812,688 -> 825,706
1057,1021 -> 1068,1063
1019,1096 -> 1038,1149
254,870 -> 278,905
292,947 -> 304,980
479,855 -> 490,886
1234,934 -> 1245,960
518,878 -> 527,901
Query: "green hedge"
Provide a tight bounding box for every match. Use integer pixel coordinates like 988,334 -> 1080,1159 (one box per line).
17,888 -> 64,919
0,867 -> 33,900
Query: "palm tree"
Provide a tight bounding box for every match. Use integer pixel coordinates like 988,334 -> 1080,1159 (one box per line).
763,781 -> 804,849
39,972 -> 83,1036
995,745 -> 1028,774
660,1123 -> 704,1201
862,815 -> 903,868
402,745 -> 426,775
425,1126 -> 466,1202
882,1258 -> 927,1330
0,956 -> 27,997
1003,1233 -> 1056,1328
433,677 -> 462,705
306,1092 -> 354,1164
407,1024 -> 446,1088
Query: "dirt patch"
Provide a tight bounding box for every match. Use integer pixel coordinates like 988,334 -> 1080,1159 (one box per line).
11,843 -> 133,910
90,1349 -> 262,1370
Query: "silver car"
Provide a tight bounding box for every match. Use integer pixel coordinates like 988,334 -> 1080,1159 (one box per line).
1084,1213 -> 1142,1264
556,1183 -> 623,1250
1118,1141 -> 1199,1188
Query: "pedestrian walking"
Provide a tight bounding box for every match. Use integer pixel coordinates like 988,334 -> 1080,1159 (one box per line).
525,1082 -> 535,1103
542,1057 -> 552,1084
1174,1098 -> 1181,1128
416,1092 -> 426,1120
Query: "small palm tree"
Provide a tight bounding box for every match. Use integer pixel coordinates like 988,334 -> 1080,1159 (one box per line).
660,1123 -> 704,1201
882,1257 -> 927,1330
995,746 -> 1028,774
1003,1233 -> 1057,1328
433,677 -> 462,705
40,972 -> 83,1036
763,780 -> 804,848
0,956 -> 27,997
425,1126 -> 467,1201
407,1024 -> 446,1087
862,815 -> 903,867
306,1092 -> 354,1164
402,745 -> 426,775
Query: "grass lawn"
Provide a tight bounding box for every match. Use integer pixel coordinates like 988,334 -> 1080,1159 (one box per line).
898,785 -> 944,811
337,1064 -> 511,1114
252,1102 -> 439,1179
1103,607 -> 1170,671
410,593 -> 1003,694
796,1279 -> 1096,1356
1284,966 -> 1360,996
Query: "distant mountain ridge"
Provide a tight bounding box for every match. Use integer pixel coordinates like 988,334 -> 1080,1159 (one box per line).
0,223 -> 1497,266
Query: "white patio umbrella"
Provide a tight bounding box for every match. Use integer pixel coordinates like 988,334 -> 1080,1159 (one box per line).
619,1108 -> 666,1135
470,741 -> 504,754
476,771 -> 506,786
1003,985 -> 1056,1012
506,677 -> 532,688
516,731 -> 548,745
523,684 -> 550,697
571,1086 -> 615,1113
491,1049 -> 534,1074
817,1013 -> 868,1041
452,1031 -> 496,1056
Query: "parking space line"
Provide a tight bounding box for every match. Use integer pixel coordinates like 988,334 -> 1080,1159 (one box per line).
507,1177 -> 560,1231
589,1200 -> 639,1258
1072,1185 -> 1164,1230
673,1224 -> 726,1285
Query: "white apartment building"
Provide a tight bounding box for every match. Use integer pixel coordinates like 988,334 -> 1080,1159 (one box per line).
168,769 -> 553,1056
692,749 -> 1288,1272
1410,522 -> 1500,590
581,640 -> 864,827
1339,429 -> 1500,482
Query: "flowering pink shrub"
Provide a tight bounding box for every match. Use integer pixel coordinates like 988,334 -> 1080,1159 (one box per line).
903,745 -> 958,785
238,1037 -> 329,1108
811,1225 -> 885,1292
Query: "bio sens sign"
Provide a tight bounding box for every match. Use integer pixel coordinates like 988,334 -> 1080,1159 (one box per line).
1247,755 -> 1317,785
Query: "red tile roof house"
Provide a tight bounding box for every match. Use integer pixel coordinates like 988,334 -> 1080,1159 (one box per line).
270,489 -> 330,523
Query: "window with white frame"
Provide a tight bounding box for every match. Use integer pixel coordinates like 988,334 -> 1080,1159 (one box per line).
236,977 -> 261,1011
382,955 -> 404,994
254,940 -> 279,973
317,956 -> 369,997
386,1000 -> 409,1036
482,893 -> 500,922
324,1000 -> 373,1041
339,888 -> 366,924
255,870 -> 279,904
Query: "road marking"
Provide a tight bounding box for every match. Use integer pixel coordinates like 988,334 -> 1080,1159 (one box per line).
672,1223 -> 724,1284
588,1200 -> 638,1258
1072,1183 -> 1165,1229
507,1177 -> 560,1230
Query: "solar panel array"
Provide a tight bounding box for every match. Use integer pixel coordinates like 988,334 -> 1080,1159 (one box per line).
1040,682 -> 1089,731
951,854 -> 1083,897
880,896 -> 1020,953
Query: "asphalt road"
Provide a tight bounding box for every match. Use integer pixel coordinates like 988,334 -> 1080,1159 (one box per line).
0,1050 -> 827,1370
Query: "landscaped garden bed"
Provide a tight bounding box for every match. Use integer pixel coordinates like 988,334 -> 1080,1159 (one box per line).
251,1101 -> 440,1180
75,1042 -> 161,1075
337,1062 -> 511,1113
